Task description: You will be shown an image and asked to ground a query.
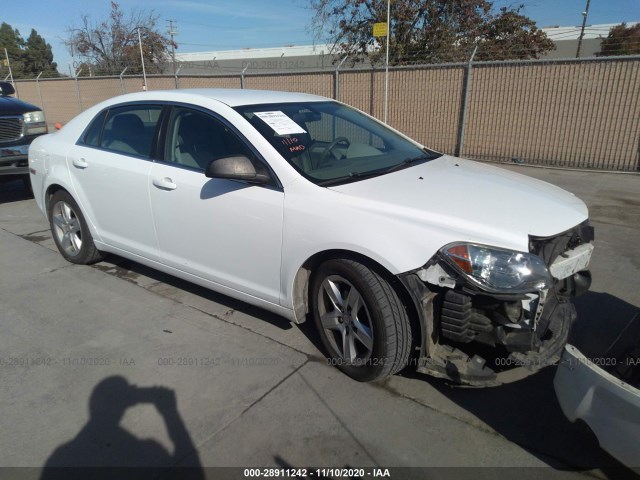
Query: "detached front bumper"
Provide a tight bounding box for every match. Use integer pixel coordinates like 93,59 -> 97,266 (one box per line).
554,343 -> 640,468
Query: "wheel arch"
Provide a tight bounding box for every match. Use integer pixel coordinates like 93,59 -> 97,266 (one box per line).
46,187 -> 105,264
44,183 -> 102,244
291,249 -> 421,343
45,183 -> 70,213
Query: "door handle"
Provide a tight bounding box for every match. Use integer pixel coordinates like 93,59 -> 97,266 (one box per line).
72,158 -> 88,169
152,177 -> 177,190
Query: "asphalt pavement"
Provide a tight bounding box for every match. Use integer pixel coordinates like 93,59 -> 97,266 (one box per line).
0,164 -> 638,480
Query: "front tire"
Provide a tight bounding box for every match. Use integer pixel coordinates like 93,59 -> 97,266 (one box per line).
310,258 -> 412,382
48,190 -> 104,264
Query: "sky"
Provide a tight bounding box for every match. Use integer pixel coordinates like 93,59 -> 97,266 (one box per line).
2,0 -> 639,74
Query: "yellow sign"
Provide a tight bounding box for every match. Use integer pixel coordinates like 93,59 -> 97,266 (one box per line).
373,22 -> 388,37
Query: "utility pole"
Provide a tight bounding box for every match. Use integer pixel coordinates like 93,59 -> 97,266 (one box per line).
576,0 -> 591,58
383,0 -> 390,124
167,20 -> 178,77
138,27 -> 147,90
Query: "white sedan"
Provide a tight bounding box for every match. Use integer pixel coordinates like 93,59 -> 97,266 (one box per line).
29,89 -> 594,385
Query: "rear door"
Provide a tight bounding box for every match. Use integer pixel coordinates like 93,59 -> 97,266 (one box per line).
66,104 -> 163,259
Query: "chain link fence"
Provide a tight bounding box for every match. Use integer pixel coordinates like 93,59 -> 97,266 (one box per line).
11,55 -> 640,171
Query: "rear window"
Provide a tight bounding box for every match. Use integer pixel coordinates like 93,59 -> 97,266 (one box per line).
100,105 -> 162,158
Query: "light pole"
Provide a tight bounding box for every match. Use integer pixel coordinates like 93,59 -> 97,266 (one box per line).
576,0 -> 591,58
138,27 -> 148,90
383,0 -> 390,124
167,20 -> 178,77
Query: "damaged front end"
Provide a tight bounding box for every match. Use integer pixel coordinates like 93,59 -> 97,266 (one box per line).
399,221 -> 595,386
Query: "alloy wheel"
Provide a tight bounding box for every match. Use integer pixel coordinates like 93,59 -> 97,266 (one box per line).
317,274 -> 375,364
51,200 -> 83,257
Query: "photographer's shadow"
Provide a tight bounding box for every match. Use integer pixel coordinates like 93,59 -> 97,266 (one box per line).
40,376 -> 204,480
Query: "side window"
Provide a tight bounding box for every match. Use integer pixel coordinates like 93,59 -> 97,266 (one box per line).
81,110 -> 107,147
100,105 -> 162,158
165,107 -> 255,171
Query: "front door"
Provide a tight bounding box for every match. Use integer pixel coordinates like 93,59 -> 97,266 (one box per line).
148,106 -> 284,304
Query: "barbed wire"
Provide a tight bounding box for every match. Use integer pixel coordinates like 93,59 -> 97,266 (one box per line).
2,36 -> 638,81
7,51 -> 638,173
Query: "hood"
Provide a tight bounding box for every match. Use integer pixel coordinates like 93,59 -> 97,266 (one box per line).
329,156 -> 588,249
0,96 -> 41,115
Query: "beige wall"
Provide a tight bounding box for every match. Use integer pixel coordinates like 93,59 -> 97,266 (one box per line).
462,61 -> 640,170
14,58 -> 639,171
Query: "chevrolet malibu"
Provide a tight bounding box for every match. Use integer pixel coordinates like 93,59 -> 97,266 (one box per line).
28,89 -> 594,385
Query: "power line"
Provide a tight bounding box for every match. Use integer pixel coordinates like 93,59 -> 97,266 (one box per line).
178,39 -> 313,49
176,19 -> 245,30
177,18 -> 307,32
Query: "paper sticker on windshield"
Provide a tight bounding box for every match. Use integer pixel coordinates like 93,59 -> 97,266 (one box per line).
254,111 -> 307,135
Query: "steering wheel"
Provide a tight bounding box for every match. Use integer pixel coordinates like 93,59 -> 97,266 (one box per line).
320,137 -> 350,163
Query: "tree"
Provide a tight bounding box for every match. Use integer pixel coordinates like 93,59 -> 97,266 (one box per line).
310,0 -> 555,65
0,22 -> 24,76
23,30 -> 58,77
476,7 -> 555,61
0,22 -> 23,56
0,22 -> 57,78
597,23 -> 640,57
65,1 -> 174,75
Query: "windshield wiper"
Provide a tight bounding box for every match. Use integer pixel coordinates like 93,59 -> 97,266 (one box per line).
317,150 -> 442,187
317,171 -> 383,187
383,154 -> 433,174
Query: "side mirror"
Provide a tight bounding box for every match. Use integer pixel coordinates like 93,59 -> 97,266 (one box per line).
205,155 -> 271,184
0,82 -> 16,96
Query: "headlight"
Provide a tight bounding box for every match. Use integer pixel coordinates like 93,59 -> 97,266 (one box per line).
23,110 -> 47,135
442,242 -> 551,293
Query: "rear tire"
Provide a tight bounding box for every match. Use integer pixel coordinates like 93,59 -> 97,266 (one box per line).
310,258 -> 412,382
48,190 -> 104,264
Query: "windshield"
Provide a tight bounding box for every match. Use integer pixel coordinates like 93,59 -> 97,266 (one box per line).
234,101 -> 441,186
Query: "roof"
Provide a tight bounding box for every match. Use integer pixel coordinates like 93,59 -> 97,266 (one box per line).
175,88 -> 329,106
172,22 -> 640,65
175,44 -> 333,63
96,89 -> 331,109
542,22 -> 638,41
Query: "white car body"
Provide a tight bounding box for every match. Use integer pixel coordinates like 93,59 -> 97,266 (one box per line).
29,89 -> 594,385
555,343 -> 640,468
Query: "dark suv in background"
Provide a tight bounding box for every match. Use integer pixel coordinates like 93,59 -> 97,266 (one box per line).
0,82 -> 47,191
